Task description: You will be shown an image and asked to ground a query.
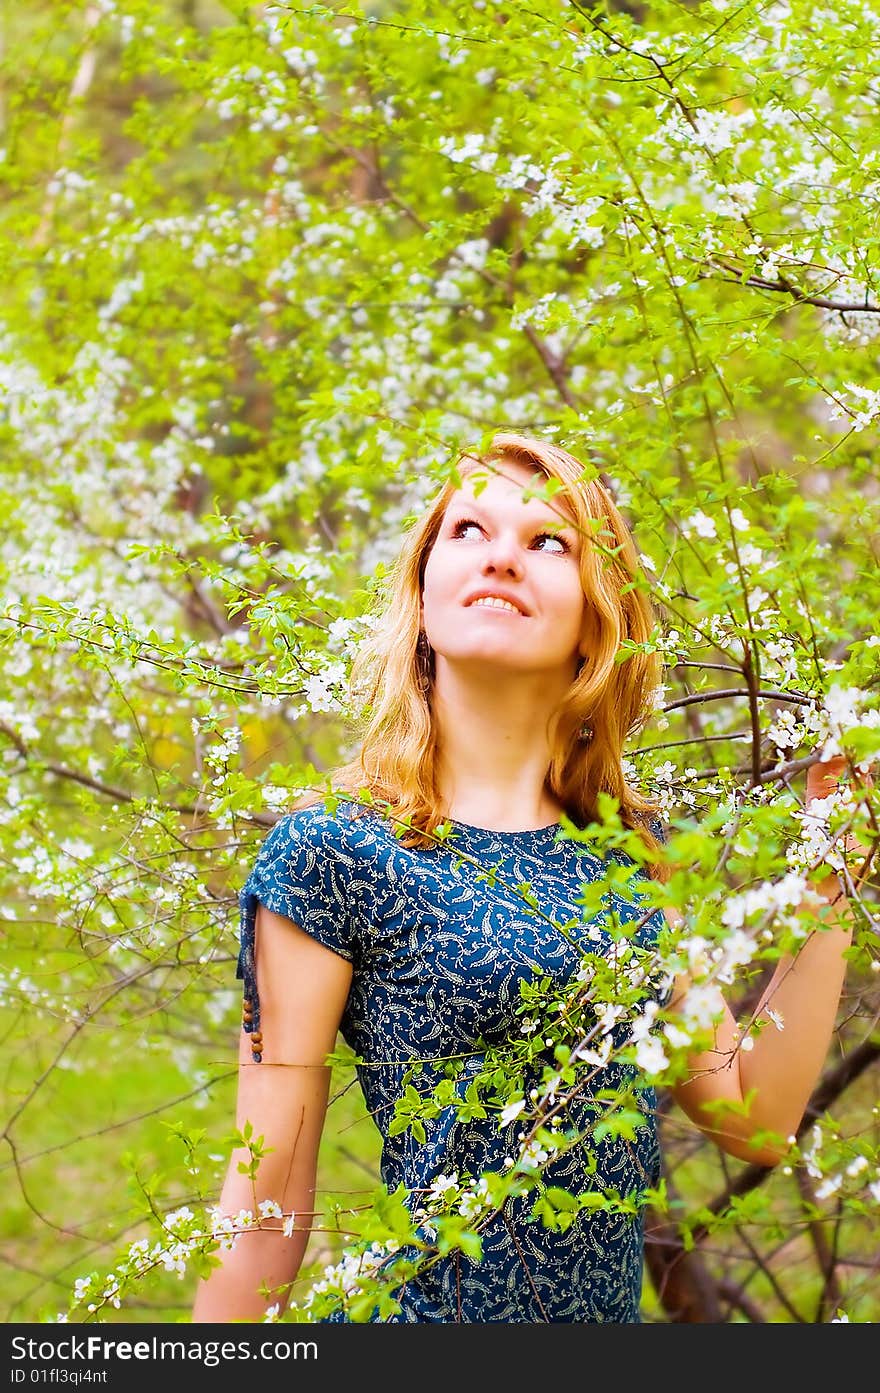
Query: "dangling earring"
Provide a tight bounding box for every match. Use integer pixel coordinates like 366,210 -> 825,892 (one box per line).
416,631 -> 434,695
574,654 -> 591,741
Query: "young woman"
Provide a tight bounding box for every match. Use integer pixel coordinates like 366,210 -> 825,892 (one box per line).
192,433 -> 868,1323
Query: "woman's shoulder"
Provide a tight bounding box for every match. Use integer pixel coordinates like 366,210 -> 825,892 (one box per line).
255,795 -> 384,862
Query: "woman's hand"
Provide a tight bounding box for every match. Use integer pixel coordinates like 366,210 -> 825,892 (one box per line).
805,752 -> 875,891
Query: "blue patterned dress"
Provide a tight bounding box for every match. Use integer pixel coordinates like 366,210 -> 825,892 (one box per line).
237,799 -> 667,1323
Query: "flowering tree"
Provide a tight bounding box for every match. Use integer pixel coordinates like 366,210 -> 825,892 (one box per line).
1,0 -> 878,1323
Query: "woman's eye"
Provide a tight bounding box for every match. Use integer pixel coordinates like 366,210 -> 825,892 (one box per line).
534,533 -> 569,554
450,518 -> 569,553
451,519 -> 482,540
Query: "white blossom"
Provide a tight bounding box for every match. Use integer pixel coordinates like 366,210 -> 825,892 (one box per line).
815,1174 -> 843,1200
684,510 -> 717,539
427,1172 -> 459,1203
499,1098 -> 526,1127
680,982 -> 725,1031
634,1036 -> 669,1073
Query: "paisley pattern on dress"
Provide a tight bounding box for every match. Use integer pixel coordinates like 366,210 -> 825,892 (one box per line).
237,799 -> 668,1323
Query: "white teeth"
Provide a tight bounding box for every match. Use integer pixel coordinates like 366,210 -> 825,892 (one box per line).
472,597 -> 521,613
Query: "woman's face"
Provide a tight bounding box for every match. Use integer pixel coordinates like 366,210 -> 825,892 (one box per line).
420,459 -> 588,680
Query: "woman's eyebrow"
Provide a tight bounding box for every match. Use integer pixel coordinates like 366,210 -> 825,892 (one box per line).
447,497 -> 579,536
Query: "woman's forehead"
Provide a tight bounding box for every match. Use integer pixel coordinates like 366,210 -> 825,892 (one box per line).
447,464 -> 576,522
457,456 -> 540,489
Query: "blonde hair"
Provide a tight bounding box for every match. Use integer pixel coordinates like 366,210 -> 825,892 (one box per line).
293,432 -> 669,880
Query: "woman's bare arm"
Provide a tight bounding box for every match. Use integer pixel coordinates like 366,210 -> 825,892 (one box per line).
191,905 -> 353,1322
668,890 -> 852,1166
668,757 -> 871,1166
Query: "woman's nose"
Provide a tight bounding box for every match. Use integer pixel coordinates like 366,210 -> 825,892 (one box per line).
480,533 -> 525,577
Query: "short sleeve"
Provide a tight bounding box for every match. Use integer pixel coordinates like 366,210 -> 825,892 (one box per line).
236,810 -> 357,1062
